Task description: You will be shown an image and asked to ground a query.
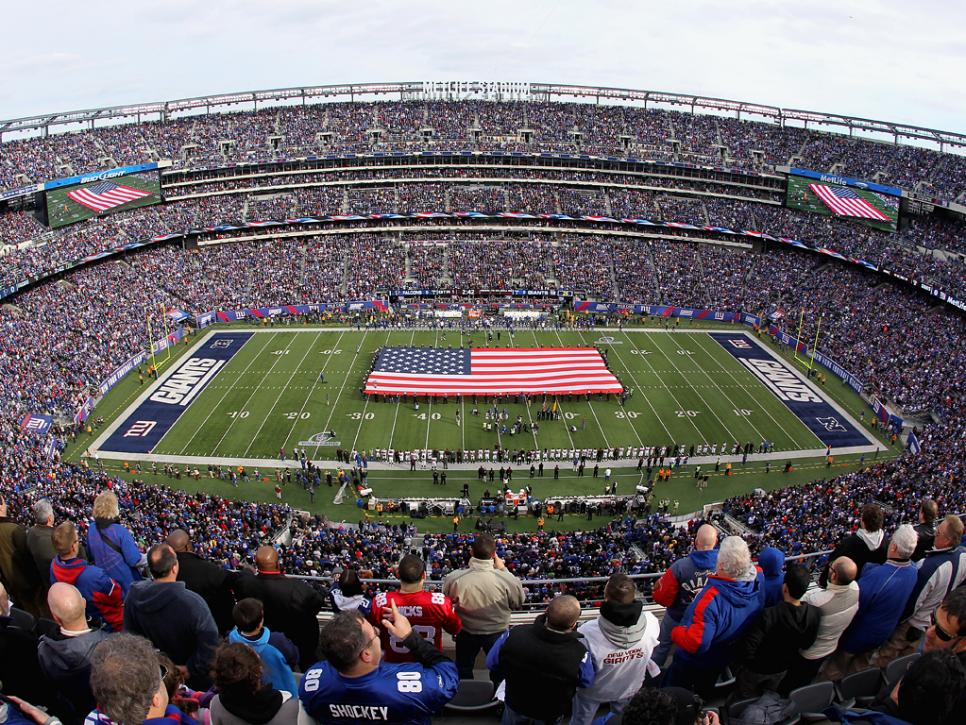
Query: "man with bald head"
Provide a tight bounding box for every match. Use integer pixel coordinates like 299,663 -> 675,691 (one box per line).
234,544 -> 325,669
651,522 -> 719,667
780,556 -> 860,693
487,594 -> 596,723
38,582 -> 112,719
166,528 -> 237,634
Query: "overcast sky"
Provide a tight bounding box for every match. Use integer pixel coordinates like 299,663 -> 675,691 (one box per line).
2,0 -> 963,133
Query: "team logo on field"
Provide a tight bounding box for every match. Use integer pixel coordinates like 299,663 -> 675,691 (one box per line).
816,416 -> 846,432
123,420 -> 157,437
595,336 -> 621,344
211,339 -> 234,349
298,431 -> 342,447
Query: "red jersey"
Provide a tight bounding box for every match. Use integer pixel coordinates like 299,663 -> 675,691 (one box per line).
369,589 -> 463,663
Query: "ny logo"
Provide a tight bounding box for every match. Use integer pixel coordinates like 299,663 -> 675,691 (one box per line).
123,420 -> 157,437
211,339 -> 233,349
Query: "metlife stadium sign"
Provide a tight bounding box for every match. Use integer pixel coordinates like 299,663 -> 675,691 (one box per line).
420,81 -> 531,101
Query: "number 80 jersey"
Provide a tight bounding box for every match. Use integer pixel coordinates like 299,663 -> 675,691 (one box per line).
369,589 -> 463,663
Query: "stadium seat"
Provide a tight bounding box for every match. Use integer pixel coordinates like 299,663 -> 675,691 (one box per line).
835,668 -> 882,709
787,681 -> 835,723
443,679 -> 500,713
883,653 -> 920,688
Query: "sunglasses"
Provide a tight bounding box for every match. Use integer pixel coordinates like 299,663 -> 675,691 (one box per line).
159,664 -> 169,680
931,611 -> 960,642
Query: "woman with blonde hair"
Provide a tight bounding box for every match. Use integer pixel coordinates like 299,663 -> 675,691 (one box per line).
88,490 -> 146,595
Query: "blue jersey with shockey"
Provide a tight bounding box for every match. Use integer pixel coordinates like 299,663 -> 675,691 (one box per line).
299,634 -> 458,725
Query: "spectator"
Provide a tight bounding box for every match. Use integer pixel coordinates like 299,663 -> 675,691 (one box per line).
0,494 -> 44,616
86,633 -> 199,725
123,544 -> 219,690
26,499 -> 85,594
50,521 -> 124,632
827,524 -> 919,678
665,535 -> 765,698
227,598 -> 299,696
486,595 -> 596,724
732,563 -> 820,699
209,642 -> 301,725
912,499 -> 940,562
442,533 -> 525,680
299,603 -> 459,725
781,556 -> 859,694
328,567 -> 372,616
878,514 -> 966,664
595,686 -> 720,725
866,649 -> 966,725
367,553 -> 462,663
923,587 -> 966,657
87,491 -> 145,597
167,528 -> 238,635
571,573 -> 660,725
233,545 -> 325,671
649,523 -> 718,668
819,504 -> 888,588
757,546 -> 785,608
37,582 -> 112,721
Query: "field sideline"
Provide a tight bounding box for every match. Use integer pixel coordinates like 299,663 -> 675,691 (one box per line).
88,324 -> 882,469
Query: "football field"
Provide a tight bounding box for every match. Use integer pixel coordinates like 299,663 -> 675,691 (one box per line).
92,326 -> 878,466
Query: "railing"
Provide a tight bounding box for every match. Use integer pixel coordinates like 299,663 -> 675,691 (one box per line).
287,549 -> 833,611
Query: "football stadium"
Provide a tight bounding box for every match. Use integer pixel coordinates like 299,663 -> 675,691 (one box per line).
1,6 -> 965,724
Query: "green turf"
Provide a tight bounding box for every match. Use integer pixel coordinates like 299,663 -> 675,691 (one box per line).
46,172 -> 162,229
130,327 -> 841,461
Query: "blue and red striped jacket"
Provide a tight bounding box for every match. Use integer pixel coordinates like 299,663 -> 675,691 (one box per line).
671,567 -> 765,669
51,556 -> 124,632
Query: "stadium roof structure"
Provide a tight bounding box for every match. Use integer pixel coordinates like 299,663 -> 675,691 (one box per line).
1,81 -> 965,152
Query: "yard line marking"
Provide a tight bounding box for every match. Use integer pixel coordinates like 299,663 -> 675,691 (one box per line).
387,329 -> 418,451
244,329 -> 327,457
530,329 -> 575,451
318,328 -> 370,448
585,335 -> 647,447
210,333 -> 298,456
350,330 -> 392,453
424,328 -> 439,451
172,333 -> 278,456
692,332 -> 801,449
618,330 -> 707,443
641,330 -> 738,443
661,330 -> 767,444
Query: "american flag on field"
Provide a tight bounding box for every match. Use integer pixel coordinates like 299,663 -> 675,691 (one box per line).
66,181 -> 151,212
807,184 -> 890,221
364,347 -> 624,396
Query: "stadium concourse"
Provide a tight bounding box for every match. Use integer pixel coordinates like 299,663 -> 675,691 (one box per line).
0,86 -> 965,724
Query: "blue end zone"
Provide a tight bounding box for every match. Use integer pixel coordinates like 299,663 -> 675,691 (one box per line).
708,332 -> 868,448
100,332 -> 254,454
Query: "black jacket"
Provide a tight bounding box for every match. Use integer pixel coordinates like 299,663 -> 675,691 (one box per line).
123,580 -> 219,689
488,614 -> 594,722
176,551 -> 238,635
912,522 -> 936,562
737,600 -> 821,674
820,531 -> 888,587
233,571 -> 325,670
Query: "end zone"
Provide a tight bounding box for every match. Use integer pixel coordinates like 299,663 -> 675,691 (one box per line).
94,331 -> 254,454
708,331 -> 876,449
